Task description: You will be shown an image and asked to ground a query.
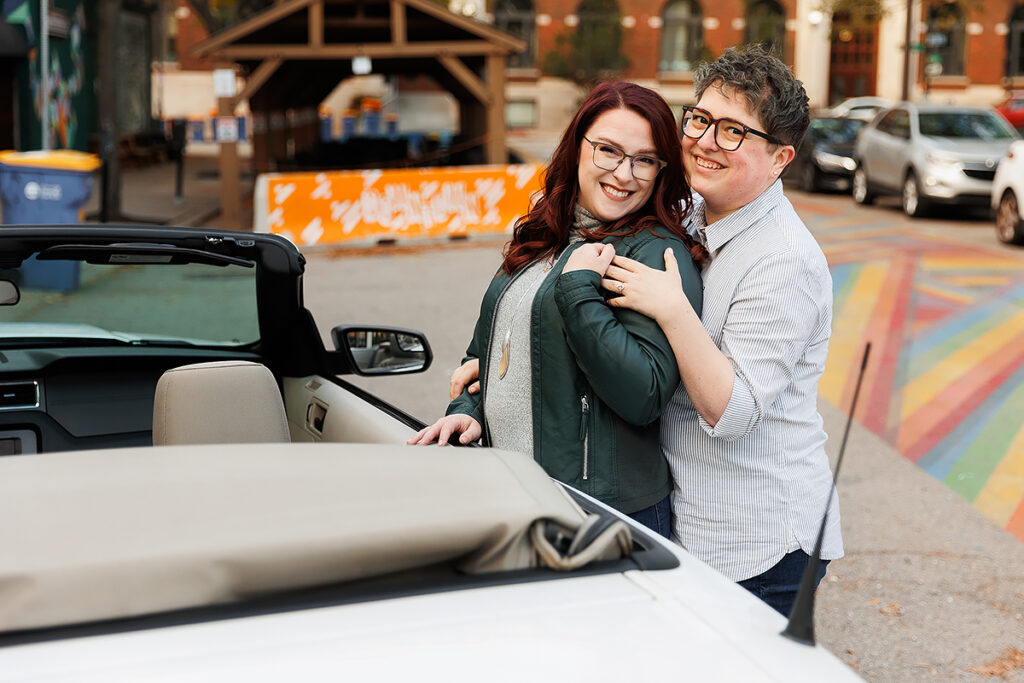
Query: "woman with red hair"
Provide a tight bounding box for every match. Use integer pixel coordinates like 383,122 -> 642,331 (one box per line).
408,82 -> 704,537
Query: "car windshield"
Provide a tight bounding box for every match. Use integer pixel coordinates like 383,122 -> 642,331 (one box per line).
0,260 -> 259,347
918,112 -> 1015,140
812,118 -> 866,142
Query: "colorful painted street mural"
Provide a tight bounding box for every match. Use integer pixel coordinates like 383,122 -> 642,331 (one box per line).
799,198 -> 1024,543
5,0 -> 93,151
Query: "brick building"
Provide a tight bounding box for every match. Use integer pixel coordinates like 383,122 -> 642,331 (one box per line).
465,0 -> 1024,141
160,0 -> 1024,155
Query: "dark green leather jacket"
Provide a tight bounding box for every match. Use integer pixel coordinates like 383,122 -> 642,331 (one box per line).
447,226 -> 703,514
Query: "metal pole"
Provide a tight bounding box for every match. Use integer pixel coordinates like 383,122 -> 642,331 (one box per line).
40,0 -> 50,150
902,0 -> 914,101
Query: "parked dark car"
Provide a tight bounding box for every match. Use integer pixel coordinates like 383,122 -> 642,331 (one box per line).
785,117 -> 866,193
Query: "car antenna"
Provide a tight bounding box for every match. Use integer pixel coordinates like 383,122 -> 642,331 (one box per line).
782,341 -> 871,646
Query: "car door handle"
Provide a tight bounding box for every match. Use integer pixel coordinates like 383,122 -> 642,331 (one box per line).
306,400 -> 328,434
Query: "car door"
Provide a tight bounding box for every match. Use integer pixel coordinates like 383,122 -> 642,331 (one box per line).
856,112 -> 888,188
871,109 -> 911,190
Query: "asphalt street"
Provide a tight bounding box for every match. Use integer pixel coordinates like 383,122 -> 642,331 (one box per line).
298,189 -> 1024,682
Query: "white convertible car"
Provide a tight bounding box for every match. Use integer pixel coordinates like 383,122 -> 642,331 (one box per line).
0,226 -> 859,681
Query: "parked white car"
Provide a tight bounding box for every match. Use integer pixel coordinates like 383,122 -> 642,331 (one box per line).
993,140 -> 1024,245
852,103 -> 1019,217
827,96 -> 893,122
0,226 -> 860,682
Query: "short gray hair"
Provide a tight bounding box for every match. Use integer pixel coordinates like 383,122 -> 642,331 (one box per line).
693,45 -> 810,149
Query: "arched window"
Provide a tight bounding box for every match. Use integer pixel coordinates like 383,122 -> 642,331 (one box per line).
1007,3 -> 1024,77
495,0 -> 537,69
659,0 -> 704,72
575,0 -> 626,75
745,0 -> 785,59
926,2 -> 966,76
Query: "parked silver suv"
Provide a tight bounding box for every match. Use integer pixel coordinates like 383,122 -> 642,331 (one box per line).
852,103 -> 1019,217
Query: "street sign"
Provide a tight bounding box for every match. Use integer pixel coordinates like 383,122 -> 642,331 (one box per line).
925,32 -> 948,47
213,69 -> 236,98
215,116 -> 239,143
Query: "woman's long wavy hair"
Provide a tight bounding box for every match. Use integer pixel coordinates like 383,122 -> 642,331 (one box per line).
502,82 -> 703,275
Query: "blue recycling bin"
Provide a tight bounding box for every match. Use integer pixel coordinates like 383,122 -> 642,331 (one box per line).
0,150 -> 101,292
320,114 -> 333,142
363,110 -> 381,136
188,119 -> 205,142
341,112 -> 357,140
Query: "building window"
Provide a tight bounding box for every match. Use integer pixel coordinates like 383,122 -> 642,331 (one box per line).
745,0 -> 785,59
576,0 -> 626,75
162,3 -> 179,63
495,0 -> 536,69
1008,3 -> 1024,77
926,2 -> 966,76
659,0 -> 704,72
506,100 -> 537,128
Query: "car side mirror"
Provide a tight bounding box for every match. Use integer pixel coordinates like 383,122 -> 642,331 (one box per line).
331,325 -> 433,376
0,280 -> 19,306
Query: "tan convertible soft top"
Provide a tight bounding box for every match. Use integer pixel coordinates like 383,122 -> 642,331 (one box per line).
0,443 -> 630,633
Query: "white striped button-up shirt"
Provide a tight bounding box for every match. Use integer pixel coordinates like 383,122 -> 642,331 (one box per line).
663,180 -> 843,581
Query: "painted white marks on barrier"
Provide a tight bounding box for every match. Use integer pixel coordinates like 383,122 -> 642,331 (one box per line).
332,179 -> 509,233
311,173 -> 332,200
361,169 -> 383,189
301,217 -> 325,246
268,206 -> 285,230
509,165 -> 538,190
273,182 -> 296,206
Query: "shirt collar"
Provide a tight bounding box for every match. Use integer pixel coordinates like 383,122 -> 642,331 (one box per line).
692,180 -> 786,256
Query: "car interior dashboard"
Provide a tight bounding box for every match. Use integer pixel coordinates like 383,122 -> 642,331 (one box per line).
0,347 -> 263,455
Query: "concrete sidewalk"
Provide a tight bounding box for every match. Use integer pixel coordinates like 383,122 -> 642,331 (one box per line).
817,399 -> 1024,681
80,154 -> 248,228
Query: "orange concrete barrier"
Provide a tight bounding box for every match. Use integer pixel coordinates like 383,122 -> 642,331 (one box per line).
253,164 -> 544,247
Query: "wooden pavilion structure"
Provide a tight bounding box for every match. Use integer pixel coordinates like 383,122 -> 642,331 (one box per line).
192,0 -> 526,228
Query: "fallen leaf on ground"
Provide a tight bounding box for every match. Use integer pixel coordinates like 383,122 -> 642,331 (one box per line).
879,602 -> 903,617
969,648 -> 1024,678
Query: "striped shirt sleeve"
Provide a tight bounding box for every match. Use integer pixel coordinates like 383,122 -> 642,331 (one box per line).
698,250 -> 826,441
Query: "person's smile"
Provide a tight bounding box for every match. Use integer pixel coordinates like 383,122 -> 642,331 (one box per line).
600,182 -> 635,200
692,155 -> 725,171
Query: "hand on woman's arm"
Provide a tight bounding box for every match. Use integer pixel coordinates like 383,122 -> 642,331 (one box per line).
603,248 -> 734,426
449,358 -> 480,400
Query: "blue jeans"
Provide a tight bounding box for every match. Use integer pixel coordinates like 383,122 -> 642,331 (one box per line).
627,494 -> 672,539
738,549 -> 829,617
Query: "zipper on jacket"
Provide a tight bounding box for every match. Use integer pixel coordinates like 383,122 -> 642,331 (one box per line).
579,394 -> 591,480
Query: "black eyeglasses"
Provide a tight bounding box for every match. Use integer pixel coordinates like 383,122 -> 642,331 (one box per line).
582,137 -> 667,181
680,106 -> 786,151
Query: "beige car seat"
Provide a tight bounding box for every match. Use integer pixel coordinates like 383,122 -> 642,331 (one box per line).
152,360 -> 290,445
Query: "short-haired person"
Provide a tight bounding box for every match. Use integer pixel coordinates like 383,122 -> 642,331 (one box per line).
408,82 -> 705,538
602,45 -> 842,615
